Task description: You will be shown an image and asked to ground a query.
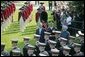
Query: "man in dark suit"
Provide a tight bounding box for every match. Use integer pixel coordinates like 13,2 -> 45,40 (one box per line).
18,7 -> 24,21
36,24 -> 45,43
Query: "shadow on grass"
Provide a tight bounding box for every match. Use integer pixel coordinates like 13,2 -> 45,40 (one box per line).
18,39 -> 36,52
18,41 -> 24,51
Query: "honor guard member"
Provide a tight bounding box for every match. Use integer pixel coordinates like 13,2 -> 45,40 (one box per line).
34,34 -> 40,41
7,2 -> 13,22
1,43 -> 10,56
18,5 -> 25,21
3,4 -> 8,21
11,48 -> 22,56
44,32 -> 51,43
27,44 -> 36,56
4,2 -> 10,19
1,2 -> 9,26
23,37 -> 30,56
73,43 -> 84,56
9,1 -> 16,22
11,1 -> 16,13
18,7 -> 23,21
52,30 -> 61,40
22,6 -> 27,22
38,42 -> 49,56
62,45 -> 71,56
51,48 -> 60,56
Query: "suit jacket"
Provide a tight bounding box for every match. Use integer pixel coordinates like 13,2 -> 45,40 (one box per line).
60,31 -> 70,40
36,28 -> 45,43
40,11 -> 48,22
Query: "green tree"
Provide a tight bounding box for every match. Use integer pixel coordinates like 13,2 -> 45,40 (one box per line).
68,1 -> 84,16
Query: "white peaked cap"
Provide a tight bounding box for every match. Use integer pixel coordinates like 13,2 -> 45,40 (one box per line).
44,32 -> 51,35
34,34 -> 40,37
63,45 -> 71,50
39,53 -> 47,56
51,48 -> 59,53
52,30 -> 61,34
49,40 -> 56,44
60,37 -> 67,41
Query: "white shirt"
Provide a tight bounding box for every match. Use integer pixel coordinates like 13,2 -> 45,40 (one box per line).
66,16 -> 72,25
